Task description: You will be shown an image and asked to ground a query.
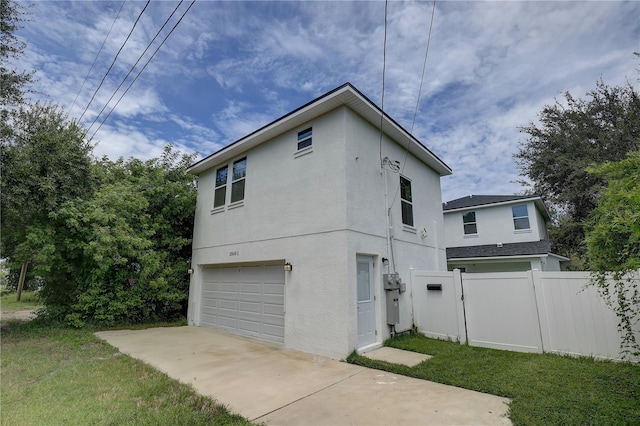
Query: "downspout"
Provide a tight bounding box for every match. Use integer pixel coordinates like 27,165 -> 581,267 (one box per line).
382,158 -> 398,338
382,159 -> 392,274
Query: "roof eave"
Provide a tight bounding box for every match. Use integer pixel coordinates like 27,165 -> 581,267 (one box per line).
188,83 -> 452,177
447,254 -> 548,262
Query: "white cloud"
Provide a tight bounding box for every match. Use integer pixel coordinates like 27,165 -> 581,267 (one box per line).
92,122 -> 167,161
14,0 -> 639,203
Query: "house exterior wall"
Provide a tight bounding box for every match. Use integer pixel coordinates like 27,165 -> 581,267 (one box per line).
342,107 -> 447,347
534,205 -> 548,240
448,259 -> 540,273
189,105 -> 447,359
444,200 -> 545,248
544,255 -> 563,271
191,109 -> 348,251
447,254 -> 565,273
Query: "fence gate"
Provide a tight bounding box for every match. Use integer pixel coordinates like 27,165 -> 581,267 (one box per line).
461,272 -> 543,353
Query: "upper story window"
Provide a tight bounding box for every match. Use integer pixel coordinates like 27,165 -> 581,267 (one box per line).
512,204 -> 530,230
400,176 -> 414,227
462,211 -> 477,235
297,127 -> 312,150
231,157 -> 247,203
213,165 -> 228,208
213,157 -> 247,209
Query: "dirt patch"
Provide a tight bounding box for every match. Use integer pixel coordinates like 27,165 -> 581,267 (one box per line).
1,309 -> 37,322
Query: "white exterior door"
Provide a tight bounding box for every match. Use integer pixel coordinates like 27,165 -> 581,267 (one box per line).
200,264 -> 285,342
357,256 -> 376,348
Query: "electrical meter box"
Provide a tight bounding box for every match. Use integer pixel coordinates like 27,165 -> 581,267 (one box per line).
383,273 -> 401,291
386,289 -> 400,325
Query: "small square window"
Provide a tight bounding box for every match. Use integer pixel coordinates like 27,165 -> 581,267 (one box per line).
297,127 -> 312,150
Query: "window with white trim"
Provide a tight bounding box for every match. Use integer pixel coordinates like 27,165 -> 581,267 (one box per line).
297,127 -> 312,150
213,165 -> 228,208
213,157 -> 247,209
512,204 -> 530,230
400,176 -> 414,227
462,211 -> 477,235
231,157 -> 246,203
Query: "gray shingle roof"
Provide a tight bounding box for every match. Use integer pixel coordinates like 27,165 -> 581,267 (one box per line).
443,195 -> 539,211
446,240 -> 552,259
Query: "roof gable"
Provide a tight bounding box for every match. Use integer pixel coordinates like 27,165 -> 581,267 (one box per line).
443,194 -> 551,221
188,83 -> 452,176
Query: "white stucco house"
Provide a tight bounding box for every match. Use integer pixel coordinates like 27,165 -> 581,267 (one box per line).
187,83 -> 452,359
443,194 -> 569,272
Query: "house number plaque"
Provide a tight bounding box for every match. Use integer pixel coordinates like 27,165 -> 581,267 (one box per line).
229,250 -> 239,257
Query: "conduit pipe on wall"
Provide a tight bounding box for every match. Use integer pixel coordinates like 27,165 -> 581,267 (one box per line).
382,157 -> 395,274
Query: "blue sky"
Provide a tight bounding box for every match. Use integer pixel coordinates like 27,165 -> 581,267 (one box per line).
14,0 -> 640,201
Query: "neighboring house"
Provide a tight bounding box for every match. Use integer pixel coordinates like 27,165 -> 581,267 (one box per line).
187,83 -> 452,359
443,195 -> 568,272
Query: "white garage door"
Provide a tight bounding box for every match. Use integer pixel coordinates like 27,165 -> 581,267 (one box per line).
200,265 -> 285,342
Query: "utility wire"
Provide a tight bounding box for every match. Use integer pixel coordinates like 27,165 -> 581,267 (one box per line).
78,0 -> 151,123
87,0 -> 184,134
70,0 -> 126,114
390,0 -> 437,210
90,0 -> 197,140
410,0 -> 436,134
378,0 -> 389,167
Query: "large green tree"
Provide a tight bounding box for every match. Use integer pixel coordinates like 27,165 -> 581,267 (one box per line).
516,71 -> 640,266
1,0 -> 34,129
585,152 -> 640,358
0,103 -> 95,290
25,146 -> 197,326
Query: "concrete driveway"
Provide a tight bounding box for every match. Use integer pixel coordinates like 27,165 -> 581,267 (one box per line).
96,326 -> 511,425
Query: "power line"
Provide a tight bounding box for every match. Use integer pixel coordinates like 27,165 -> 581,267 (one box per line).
90,0 -> 197,140
411,0 -> 437,133
78,0 -> 151,123
378,0 -> 389,166
390,0 -> 437,210
69,0 -> 126,113
86,0 -> 185,135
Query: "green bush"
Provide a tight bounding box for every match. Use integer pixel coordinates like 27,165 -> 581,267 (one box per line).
26,147 -> 196,327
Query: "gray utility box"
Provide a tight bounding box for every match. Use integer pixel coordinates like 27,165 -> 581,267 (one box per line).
386,289 -> 400,325
383,273 -> 401,325
383,273 -> 401,290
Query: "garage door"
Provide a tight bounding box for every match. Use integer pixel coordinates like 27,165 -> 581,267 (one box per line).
200,265 -> 285,342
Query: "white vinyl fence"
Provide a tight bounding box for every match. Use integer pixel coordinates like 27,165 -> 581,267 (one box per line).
411,269 -> 639,361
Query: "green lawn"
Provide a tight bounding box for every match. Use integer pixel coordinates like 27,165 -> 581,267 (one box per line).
0,291 -> 41,313
348,334 -> 640,425
1,321 -> 253,425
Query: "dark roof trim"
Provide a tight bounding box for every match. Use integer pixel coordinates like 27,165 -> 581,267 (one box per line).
446,240 -> 552,259
443,194 -> 541,210
187,82 -> 452,176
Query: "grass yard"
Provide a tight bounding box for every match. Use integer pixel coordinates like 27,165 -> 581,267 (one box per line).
0,291 -> 41,314
0,321 -> 253,425
348,334 -> 640,425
